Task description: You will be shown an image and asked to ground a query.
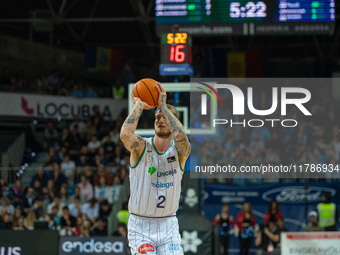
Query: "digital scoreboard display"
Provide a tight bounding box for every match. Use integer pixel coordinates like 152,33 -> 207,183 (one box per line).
161,32 -> 192,64
155,0 -> 335,35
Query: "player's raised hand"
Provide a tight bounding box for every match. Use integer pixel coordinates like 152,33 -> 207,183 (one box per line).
130,90 -> 155,110
155,82 -> 167,107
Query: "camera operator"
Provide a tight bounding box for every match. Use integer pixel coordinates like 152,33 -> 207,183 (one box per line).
255,220 -> 280,255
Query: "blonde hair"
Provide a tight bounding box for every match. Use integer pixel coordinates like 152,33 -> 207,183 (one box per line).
156,104 -> 180,120
1,196 -> 10,206
25,212 -> 36,229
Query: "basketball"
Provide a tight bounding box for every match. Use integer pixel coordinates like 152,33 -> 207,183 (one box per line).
132,78 -> 160,109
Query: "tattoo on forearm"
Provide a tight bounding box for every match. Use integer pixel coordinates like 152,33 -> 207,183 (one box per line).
160,104 -> 190,157
122,103 -> 143,129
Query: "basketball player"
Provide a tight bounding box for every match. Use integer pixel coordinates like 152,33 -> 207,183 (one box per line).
120,83 -> 190,255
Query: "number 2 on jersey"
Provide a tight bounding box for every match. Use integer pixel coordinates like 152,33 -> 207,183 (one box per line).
157,195 -> 166,208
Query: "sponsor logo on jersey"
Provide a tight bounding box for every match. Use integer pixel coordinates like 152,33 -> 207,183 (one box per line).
157,169 -> 177,177
167,156 -> 176,163
152,181 -> 174,189
147,155 -> 151,162
148,166 -> 157,175
169,243 -> 180,251
138,243 -> 155,254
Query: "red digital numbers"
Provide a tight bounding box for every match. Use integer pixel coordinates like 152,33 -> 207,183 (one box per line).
169,45 -> 185,63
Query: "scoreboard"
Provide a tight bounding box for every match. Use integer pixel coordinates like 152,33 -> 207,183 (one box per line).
155,0 -> 335,35
159,33 -> 193,76
161,33 -> 192,64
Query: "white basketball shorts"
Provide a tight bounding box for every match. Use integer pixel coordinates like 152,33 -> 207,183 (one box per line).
127,214 -> 183,255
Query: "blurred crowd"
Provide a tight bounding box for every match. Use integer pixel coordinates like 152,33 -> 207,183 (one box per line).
0,107 -> 130,239
0,68 -> 129,99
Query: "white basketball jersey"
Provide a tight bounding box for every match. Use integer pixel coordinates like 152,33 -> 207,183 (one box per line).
128,137 -> 184,218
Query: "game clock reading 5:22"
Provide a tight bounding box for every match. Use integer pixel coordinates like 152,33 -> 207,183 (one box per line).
229,1 -> 267,18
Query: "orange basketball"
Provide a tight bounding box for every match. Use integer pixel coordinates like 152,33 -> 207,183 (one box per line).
132,78 -> 160,109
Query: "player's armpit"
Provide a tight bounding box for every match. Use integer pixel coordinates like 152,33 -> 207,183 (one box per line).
121,134 -> 145,167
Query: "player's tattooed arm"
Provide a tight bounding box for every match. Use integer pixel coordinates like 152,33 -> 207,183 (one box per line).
120,100 -> 145,152
157,83 -> 191,159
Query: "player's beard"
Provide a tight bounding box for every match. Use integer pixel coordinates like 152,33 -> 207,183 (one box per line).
155,128 -> 171,139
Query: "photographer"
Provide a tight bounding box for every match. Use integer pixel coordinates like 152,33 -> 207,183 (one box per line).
255,220 -> 280,255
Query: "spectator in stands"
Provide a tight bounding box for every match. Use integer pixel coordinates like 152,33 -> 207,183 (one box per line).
44,121 -> 59,148
12,179 -> 25,207
47,69 -> 60,88
114,146 -> 124,166
30,197 -> 44,220
49,205 -> 61,226
88,135 -> 101,153
69,186 -> 85,205
44,146 -> 61,166
60,206 -> 77,236
33,179 -> 42,197
78,175 -> 94,201
60,186 -> 70,206
213,203 -> 234,255
49,162 -> 68,192
47,179 -> 57,199
13,216 -> 28,231
85,85 -> 98,98
69,196 -> 82,218
81,120 -> 97,143
101,134 -> 116,160
109,126 -> 120,145
59,128 -> 73,151
276,217 -> 288,232
255,220 -> 280,255
112,79 -> 125,99
112,222 -> 127,238
236,202 -> 256,255
111,175 -> 122,202
0,196 -> 14,218
72,217 -> 83,236
317,191 -> 338,231
91,217 -> 107,236
118,166 -> 128,182
95,176 -> 113,204
70,84 -> 84,98
0,212 -> 12,229
80,220 -> 92,237
95,147 -> 109,166
45,214 -> 57,230
70,115 -> 86,133
76,153 -> 90,168
81,198 -> 99,223
61,154 -> 76,184
47,195 -> 65,217
303,211 -> 323,232
12,208 -> 22,227
94,164 -> 113,186
264,200 -> 282,223
21,187 -> 36,216
30,166 -> 48,188
99,200 -> 112,220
